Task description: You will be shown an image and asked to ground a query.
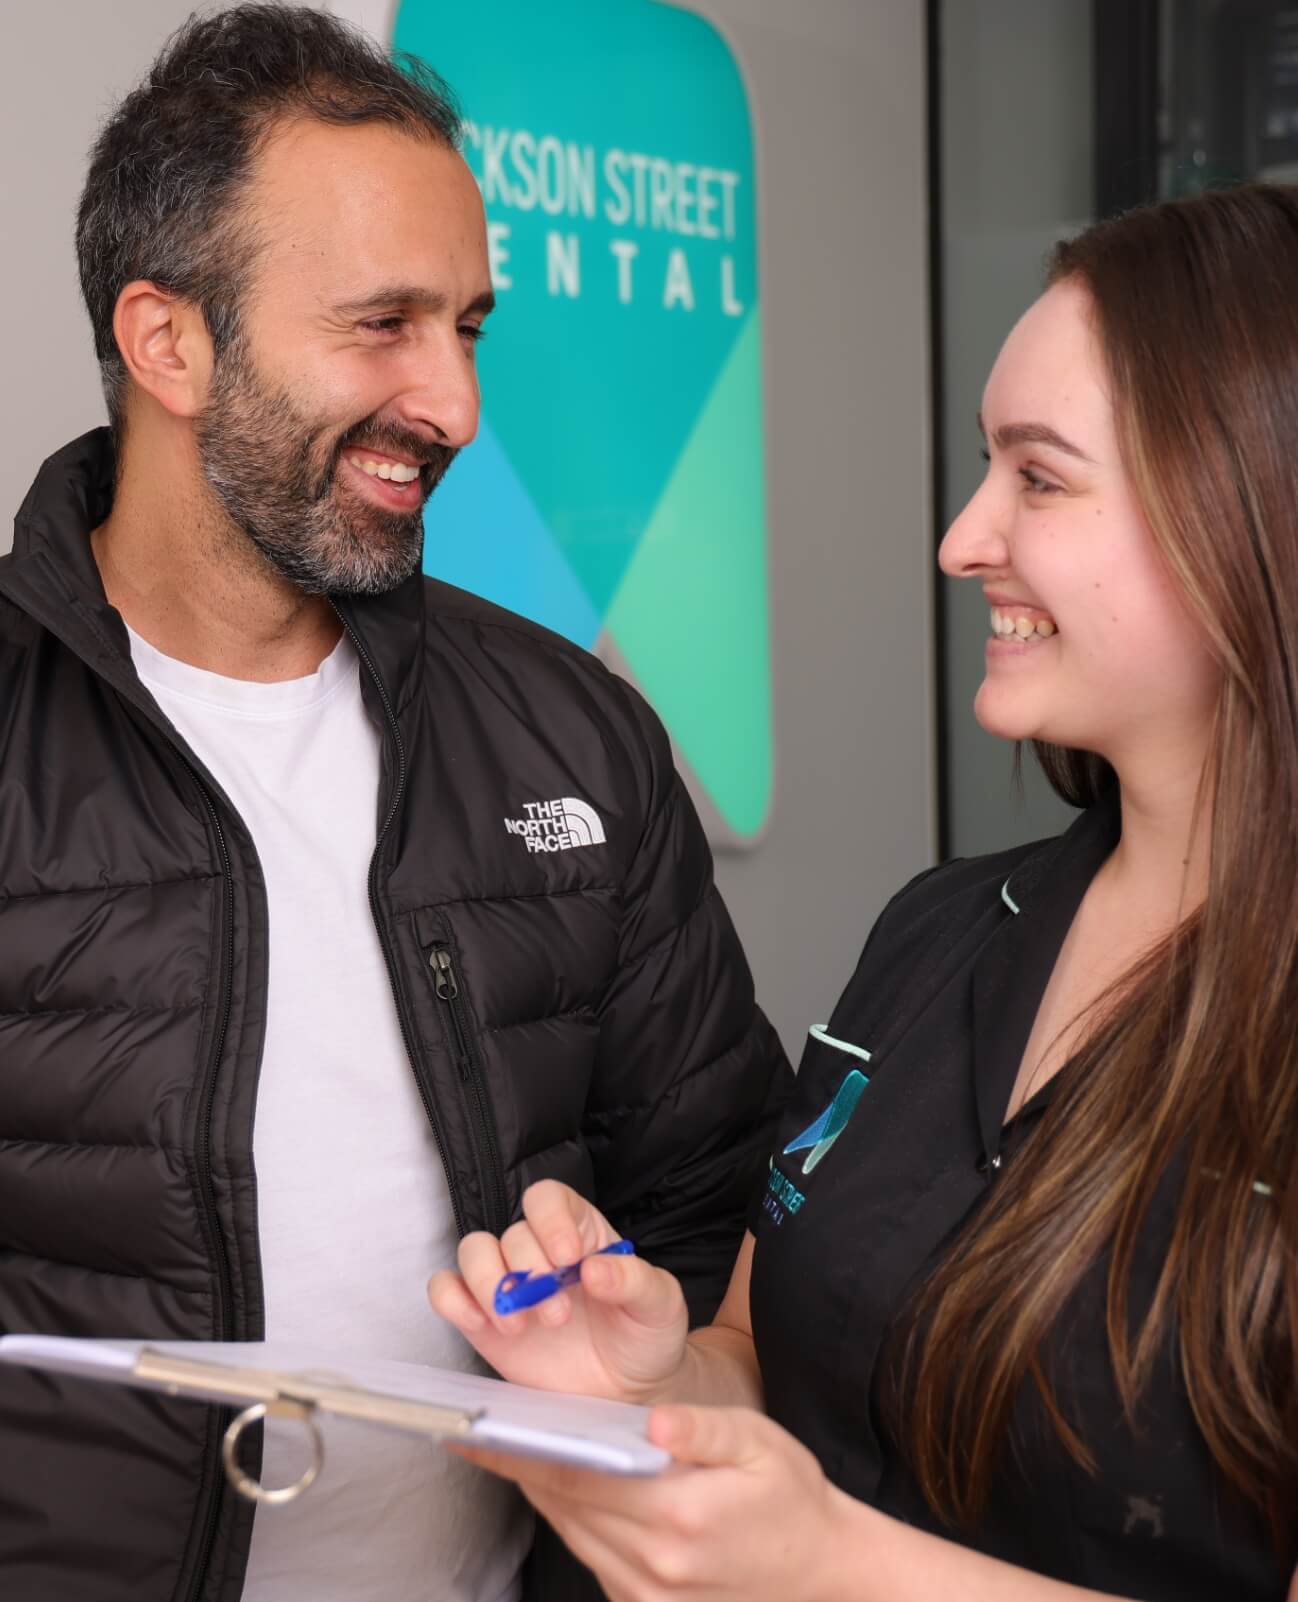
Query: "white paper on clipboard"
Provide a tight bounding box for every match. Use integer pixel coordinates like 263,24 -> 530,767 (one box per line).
0,1335 -> 670,1482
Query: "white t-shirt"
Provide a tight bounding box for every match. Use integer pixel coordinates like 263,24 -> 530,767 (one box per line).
128,626 -> 530,1602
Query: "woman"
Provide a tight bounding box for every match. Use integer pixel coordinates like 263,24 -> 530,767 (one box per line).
429,185 -> 1298,1601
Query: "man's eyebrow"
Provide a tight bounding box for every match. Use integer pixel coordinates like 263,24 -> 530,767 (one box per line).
976,412 -> 1095,464
330,285 -> 497,320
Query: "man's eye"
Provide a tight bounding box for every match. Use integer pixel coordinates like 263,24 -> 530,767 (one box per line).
460,324 -> 488,345
360,316 -> 406,335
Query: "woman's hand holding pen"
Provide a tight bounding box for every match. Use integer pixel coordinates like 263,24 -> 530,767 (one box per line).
427,1179 -> 689,1404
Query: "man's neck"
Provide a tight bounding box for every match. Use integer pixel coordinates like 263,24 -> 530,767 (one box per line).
92,431 -> 341,683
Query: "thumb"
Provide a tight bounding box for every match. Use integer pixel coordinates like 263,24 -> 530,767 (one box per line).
580,1251 -> 685,1331
648,1404 -> 766,1468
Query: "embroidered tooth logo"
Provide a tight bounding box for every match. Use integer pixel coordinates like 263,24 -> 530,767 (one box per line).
783,1069 -> 869,1176
504,796 -> 607,854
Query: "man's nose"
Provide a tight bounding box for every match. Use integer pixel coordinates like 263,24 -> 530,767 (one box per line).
401,337 -> 481,450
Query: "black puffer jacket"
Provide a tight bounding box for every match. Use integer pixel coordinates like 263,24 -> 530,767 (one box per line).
0,429 -> 791,1602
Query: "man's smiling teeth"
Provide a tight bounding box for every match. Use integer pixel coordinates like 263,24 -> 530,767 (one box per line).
347,454 -> 420,483
990,607 -> 1057,639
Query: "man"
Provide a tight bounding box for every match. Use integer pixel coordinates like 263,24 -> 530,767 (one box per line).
0,7 -> 789,1600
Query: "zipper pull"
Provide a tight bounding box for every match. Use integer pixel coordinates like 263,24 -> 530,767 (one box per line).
430,946 -> 459,1001
430,945 -> 472,1081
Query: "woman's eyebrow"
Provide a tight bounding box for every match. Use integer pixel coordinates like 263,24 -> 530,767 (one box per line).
977,412 -> 1096,464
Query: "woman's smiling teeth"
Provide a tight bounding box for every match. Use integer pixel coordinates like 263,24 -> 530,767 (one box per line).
990,607 -> 1057,639
347,454 -> 420,484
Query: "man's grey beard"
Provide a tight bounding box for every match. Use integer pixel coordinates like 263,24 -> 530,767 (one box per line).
195,343 -> 456,596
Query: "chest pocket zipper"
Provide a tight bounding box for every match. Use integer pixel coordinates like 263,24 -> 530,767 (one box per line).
428,942 -> 509,1234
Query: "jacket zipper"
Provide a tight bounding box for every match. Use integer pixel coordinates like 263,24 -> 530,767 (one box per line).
173,604 -> 506,1598
178,762 -> 236,1602
330,605 -> 475,1240
429,942 -> 509,1236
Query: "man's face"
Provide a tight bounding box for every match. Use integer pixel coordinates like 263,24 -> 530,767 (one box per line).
195,118 -> 493,595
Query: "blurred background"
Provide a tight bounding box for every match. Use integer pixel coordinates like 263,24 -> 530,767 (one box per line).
0,0 -> 1283,1054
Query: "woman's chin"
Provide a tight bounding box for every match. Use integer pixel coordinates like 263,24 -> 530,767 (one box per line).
971,684 -> 1043,744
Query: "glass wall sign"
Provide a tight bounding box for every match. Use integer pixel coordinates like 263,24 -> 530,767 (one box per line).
394,0 -> 773,845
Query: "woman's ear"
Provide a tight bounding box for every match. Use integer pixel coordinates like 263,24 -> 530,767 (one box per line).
111,281 -> 215,419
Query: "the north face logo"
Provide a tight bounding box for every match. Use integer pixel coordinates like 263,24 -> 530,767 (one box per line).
504,798 -> 607,854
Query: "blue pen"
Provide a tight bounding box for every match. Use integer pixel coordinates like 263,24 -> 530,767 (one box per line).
493,1239 -> 636,1315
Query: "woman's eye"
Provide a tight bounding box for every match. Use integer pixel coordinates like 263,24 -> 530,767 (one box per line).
1018,466 -> 1062,495
980,447 -> 1059,494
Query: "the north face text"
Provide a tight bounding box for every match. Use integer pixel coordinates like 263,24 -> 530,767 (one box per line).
504,797 -> 607,853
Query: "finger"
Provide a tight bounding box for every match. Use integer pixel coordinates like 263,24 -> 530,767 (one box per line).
521,1179 -> 617,1266
457,1231 -> 531,1335
427,1273 -> 567,1373
648,1404 -> 769,1468
579,1249 -> 686,1334
427,1268 -> 487,1333
496,1220 -> 579,1327
499,1219 -> 553,1273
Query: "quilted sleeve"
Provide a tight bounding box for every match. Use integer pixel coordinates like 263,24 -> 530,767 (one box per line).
586,680 -> 793,1325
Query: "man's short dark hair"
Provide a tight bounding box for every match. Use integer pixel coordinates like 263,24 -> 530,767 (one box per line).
76,3 -> 461,432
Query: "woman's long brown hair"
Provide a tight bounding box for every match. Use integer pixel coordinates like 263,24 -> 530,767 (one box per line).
902,185 -> 1298,1539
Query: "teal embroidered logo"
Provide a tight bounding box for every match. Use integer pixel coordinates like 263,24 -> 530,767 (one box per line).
783,1068 -> 869,1176
760,1161 -> 805,1228
761,1068 -> 869,1229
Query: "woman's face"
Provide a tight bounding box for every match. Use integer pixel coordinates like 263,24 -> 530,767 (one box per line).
939,279 -> 1221,772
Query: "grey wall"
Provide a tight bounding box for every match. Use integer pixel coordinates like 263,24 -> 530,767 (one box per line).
1,0 -> 935,1059
938,0 -> 1092,856
681,0 -> 934,1052
0,2 -> 189,530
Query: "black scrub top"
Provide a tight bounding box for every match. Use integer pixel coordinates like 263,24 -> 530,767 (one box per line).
749,791 -> 1293,1601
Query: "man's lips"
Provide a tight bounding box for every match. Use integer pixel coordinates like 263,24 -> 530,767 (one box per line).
343,443 -> 426,470
340,454 -> 423,507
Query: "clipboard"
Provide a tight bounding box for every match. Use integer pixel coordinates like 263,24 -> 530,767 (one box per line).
0,1335 -> 670,1505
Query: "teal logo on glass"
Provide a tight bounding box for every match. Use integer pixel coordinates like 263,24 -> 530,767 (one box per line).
784,1070 -> 869,1176
393,0 -> 771,843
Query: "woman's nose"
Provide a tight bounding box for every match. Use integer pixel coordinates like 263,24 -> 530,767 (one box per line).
938,481 -> 1010,579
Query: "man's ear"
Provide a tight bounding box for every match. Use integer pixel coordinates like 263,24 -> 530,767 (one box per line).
112,282 -> 215,419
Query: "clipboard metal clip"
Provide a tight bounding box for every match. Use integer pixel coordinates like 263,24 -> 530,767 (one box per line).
134,1348 -> 481,1507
